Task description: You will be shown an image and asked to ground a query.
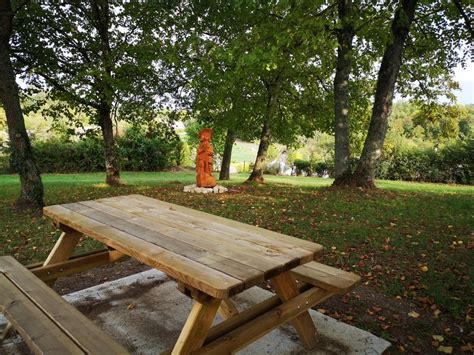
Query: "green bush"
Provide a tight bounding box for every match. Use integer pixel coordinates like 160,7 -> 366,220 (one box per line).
118,125 -> 182,171
0,155 -> 10,174
32,138 -> 105,173
6,125 -> 183,173
377,140 -> 473,184
313,161 -> 331,177
294,159 -> 312,176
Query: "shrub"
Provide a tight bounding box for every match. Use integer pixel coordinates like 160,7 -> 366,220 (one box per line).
313,161 -> 330,177
6,125 -> 184,173
294,159 -> 312,176
377,140 -> 473,184
117,125 -> 182,171
31,138 -> 105,173
0,154 -> 10,174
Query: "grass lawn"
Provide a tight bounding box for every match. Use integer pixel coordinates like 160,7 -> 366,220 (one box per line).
0,171 -> 472,352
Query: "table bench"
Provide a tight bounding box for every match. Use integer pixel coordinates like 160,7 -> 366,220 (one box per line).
0,256 -> 129,354
38,194 -> 361,354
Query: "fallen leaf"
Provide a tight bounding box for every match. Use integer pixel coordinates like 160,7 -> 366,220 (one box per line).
437,346 -> 453,353
408,311 -> 420,318
420,265 -> 429,272
432,335 -> 444,342
460,344 -> 473,352
127,304 -> 135,310
434,309 -> 441,318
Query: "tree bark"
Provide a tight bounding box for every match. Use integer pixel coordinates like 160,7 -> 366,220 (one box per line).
0,0 -> 44,209
247,79 -> 280,183
219,129 -> 235,180
332,0 -> 354,186
98,104 -> 121,186
247,119 -> 271,183
351,0 -> 418,188
91,0 -> 121,186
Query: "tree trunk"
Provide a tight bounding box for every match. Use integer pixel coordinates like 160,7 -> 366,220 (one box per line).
247,119 -> 271,183
247,79 -> 280,183
0,0 -> 44,209
99,104 -> 121,186
332,0 -> 354,186
91,0 -> 121,186
351,0 -> 418,188
219,129 -> 235,180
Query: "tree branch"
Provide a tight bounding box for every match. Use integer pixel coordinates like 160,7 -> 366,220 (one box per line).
453,0 -> 474,41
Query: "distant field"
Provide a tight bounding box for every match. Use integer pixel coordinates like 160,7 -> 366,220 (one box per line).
231,140 -> 257,163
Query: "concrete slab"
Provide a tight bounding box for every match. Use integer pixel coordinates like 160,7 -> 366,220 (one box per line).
1,270 -> 391,354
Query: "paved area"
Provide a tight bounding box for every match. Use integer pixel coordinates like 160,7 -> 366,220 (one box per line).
1,269 -> 391,354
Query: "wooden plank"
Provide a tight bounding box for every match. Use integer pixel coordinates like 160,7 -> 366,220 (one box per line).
127,194 -> 323,254
291,261 -> 361,294
171,298 -> 222,355
30,250 -> 127,282
107,195 -> 316,263
43,229 -> 82,266
65,202 -> 262,286
42,228 -> 82,286
0,256 -> 129,354
271,271 -> 318,349
217,299 -> 239,320
43,205 -> 243,298
94,198 -> 303,275
27,249 -> 109,270
81,200 -> 276,277
0,273 -> 84,354
195,286 -> 332,354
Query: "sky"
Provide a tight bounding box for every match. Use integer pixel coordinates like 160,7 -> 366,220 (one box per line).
453,61 -> 474,104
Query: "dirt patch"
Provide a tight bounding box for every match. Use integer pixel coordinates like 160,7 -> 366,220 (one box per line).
317,285 -> 468,354
53,258 -> 151,295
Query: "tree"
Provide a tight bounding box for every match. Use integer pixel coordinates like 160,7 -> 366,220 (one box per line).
219,129 -> 236,180
171,2 -> 334,183
329,0 -> 470,188
13,0 -> 170,186
351,0 -> 418,187
0,0 -> 43,209
333,0 -> 355,183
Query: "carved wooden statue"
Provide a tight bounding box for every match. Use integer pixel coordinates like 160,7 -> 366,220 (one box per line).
196,128 -> 217,188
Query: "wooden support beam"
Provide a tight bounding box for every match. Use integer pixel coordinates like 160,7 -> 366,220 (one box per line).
162,284 -> 315,355
177,282 -> 213,303
0,317 -> 13,343
196,287 -> 332,354
44,229 -> 82,266
217,299 -> 239,320
271,271 -> 319,349
30,250 -> 127,282
171,297 -> 222,355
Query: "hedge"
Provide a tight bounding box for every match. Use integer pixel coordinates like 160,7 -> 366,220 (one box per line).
4,126 -> 183,174
377,140 -> 473,184
291,140 -> 472,184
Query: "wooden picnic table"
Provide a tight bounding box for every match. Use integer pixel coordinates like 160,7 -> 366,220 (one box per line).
40,194 -> 359,354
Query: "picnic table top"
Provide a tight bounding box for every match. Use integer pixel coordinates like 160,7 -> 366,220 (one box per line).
43,194 -> 323,298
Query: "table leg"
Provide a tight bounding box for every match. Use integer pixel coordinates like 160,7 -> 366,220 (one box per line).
217,299 -> 239,320
42,227 -> 82,285
0,321 -> 13,343
270,271 -> 318,349
172,297 -> 222,355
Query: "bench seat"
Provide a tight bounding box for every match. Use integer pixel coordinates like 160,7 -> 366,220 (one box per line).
0,256 -> 129,354
291,261 -> 361,294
